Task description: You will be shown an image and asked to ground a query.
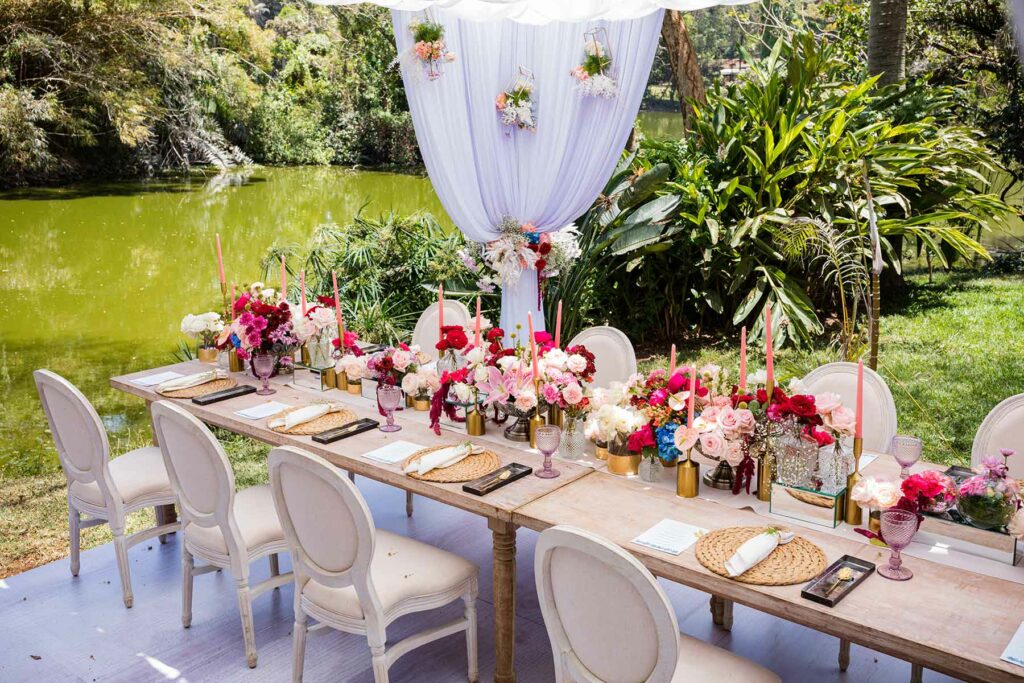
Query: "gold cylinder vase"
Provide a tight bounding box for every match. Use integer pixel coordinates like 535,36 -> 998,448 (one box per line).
336,370 -> 349,391
197,346 -> 218,364
413,397 -> 431,411
324,367 -> 337,389
347,378 -> 361,395
228,349 -> 244,373
606,440 -> 639,476
844,437 -> 864,526
547,404 -> 564,429
466,408 -> 486,436
868,508 -> 881,533
756,455 -> 773,502
528,411 -> 546,449
594,440 -> 609,461
677,453 -> 700,498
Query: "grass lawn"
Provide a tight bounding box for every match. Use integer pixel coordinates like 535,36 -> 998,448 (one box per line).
1,271 -> 1022,578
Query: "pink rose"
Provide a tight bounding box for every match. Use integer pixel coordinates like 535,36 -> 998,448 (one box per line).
724,440 -> 745,467
700,406 -> 721,425
562,383 -> 584,406
717,407 -> 739,436
814,392 -> 842,416
392,349 -> 413,372
698,430 -> 725,458
825,406 -> 856,436
541,383 -> 561,405
734,409 -> 756,435
712,396 -> 732,408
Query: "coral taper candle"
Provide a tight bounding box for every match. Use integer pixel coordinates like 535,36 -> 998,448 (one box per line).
474,296 -> 482,348
299,270 -> 307,316
765,303 -> 774,391
280,255 -> 287,301
739,326 -> 747,391
332,270 -> 344,338
215,233 -> 225,284
438,284 -> 444,343
855,359 -> 864,439
555,300 -> 563,348
687,365 -> 696,426
527,312 -> 539,380
669,344 -> 676,375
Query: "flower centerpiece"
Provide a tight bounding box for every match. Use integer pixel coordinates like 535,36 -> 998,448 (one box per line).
591,403 -> 648,476
217,284 -> 298,371
850,476 -> 903,532
293,296 -> 341,368
407,15 -> 455,80
436,324 -> 470,371
336,352 -> 369,394
957,455 -> 1021,530
402,367 -> 441,410
496,70 -> 536,132
537,342 -> 596,458
902,470 -> 958,515
181,312 -> 224,363
570,28 -> 617,98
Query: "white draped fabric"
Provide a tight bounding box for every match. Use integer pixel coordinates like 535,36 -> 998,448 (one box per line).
391,8 -> 663,335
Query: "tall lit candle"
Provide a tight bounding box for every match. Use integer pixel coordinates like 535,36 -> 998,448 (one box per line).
739,326 -> 747,391
554,300 -> 563,348
527,312 -> 539,380
332,270 -> 344,339
299,270 -> 307,316
215,233 -> 225,285
687,365 -> 696,426
765,304 -> 774,391
474,296 -> 482,348
438,284 -> 444,343
669,344 -> 676,376
855,359 -> 864,439
280,255 -> 287,301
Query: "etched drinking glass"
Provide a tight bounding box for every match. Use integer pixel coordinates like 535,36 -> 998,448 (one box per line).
878,508 -> 917,581
534,425 -> 561,479
377,385 -> 402,433
891,435 -> 923,479
253,353 -> 276,396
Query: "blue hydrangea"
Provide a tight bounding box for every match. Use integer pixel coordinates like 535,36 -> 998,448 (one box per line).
656,422 -> 680,463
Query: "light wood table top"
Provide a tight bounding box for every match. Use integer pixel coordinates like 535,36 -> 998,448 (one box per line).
111,361 -> 592,523
513,469 -> 1024,683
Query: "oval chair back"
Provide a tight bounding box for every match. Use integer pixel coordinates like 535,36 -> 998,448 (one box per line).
535,525 -> 679,683
33,369 -> 120,512
972,394 -> 1024,480
802,362 -> 897,454
566,326 -> 637,389
412,299 -> 473,362
151,401 -> 245,570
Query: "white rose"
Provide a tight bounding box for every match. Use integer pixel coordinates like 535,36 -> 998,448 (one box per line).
454,383 -> 473,403
474,366 -> 490,384
497,356 -> 517,371
465,346 -> 486,364
748,369 -> 767,387
401,373 -> 421,396
788,377 -> 809,395
566,354 -> 587,373
544,349 -> 568,371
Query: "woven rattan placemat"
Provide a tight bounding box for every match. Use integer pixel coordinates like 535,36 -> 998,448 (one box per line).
403,444 -> 501,483
695,526 -> 827,586
159,378 -> 237,399
268,405 -> 359,435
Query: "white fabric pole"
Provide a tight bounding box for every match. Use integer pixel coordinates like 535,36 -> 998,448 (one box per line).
392,8 -> 663,337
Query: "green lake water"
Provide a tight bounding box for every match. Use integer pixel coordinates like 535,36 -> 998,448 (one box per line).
2,110 -> 1022,477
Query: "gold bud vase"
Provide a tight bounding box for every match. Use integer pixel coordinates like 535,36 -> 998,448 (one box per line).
466,408 -> 486,436
677,452 -> 700,498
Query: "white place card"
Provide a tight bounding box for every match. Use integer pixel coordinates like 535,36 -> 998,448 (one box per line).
235,402 -> 290,420
859,453 -> 878,468
1002,622 -> 1024,668
362,440 -> 424,464
632,519 -> 708,556
132,371 -> 183,387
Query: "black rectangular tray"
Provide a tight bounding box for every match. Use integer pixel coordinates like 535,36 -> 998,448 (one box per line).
462,463 -> 533,496
191,384 -> 257,405
312,418 -> 380,443
801,554 -> 875,607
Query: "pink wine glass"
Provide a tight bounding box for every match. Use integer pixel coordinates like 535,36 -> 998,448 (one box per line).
253,353 -> 276,396
377,385 -> 402,433
878,508 -> 917,581
534,425 -> 561,479
891,435 -> 923,479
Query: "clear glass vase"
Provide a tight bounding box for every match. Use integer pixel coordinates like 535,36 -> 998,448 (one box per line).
775,418 -> 819,488
817,439 -> 851,494
559,416 -> 587,461
639,456 -> 660,483
308,334 -> 334,368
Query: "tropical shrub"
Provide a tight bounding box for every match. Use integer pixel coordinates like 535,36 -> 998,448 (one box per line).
553,32 -> 1011,348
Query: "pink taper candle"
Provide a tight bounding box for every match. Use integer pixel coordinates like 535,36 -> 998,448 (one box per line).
739,326 -> 747,391
474,296 -> 482,347
299,270 -> 307,316
554,300 -> 563,348
855,359 -> 864,439
687,365 -> 696,426
215,234 -> 225,284
669,344 -> 676,375
527,312 -> 538,380
280,255 -> 287,300
438,284 -> 444,343
765,304 -> 774,391
230,281 -> 236,321
332,270 -> 344,338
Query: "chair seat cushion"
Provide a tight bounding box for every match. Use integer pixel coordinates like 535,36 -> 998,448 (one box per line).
302,530 -> 477,621
70,446 -> 173,509
186,485 -> 285,557
673,633 -> 780,682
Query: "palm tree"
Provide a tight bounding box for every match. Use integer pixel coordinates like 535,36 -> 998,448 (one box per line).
868,0 -> 910,85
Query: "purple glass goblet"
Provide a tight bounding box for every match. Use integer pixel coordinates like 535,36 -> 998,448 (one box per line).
534,425 -> 561,479
878,508 -> 917,581
253,353 -> 276,396
377,385 -> 402,433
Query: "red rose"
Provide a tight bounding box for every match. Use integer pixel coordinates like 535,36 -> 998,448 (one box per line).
317,295 -> 336,307
788,394 -> 817,418
627,424 -> 656,453
755,388 -> 769,404
447,328 -> 468,350
539,242 -> 552,255
535,259 -> 547,271
805,426 -> 834,447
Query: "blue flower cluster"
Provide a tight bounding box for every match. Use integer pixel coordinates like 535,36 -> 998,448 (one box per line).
524,230 -> 540,245
655,422 -> 680,463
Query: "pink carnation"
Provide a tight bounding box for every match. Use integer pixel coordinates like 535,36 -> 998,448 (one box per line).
562,383 -> 584,406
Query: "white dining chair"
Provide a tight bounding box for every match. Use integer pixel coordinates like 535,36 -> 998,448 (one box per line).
567,325 -> 637,389
268,445 -> 479,683
412,298 -> 472,362
33,369 -> 180,608
534,525 -> 781,683
802,361 -> 897,454
150,400 -> 291,668
972,393 -> 1024,479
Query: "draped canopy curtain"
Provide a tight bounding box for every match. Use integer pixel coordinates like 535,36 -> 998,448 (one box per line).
391,8 -> 663,336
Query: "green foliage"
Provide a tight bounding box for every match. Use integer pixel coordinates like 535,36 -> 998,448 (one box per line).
557,32 -> 1011,348
411,21 -> 444,43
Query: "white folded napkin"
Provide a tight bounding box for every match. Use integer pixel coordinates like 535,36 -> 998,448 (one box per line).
157,370 -> 226,393
724,528 -> 795,578
268,403 -> 344,431
402,442 -> 483,476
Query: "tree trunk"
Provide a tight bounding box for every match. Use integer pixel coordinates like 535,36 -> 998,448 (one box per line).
867,0 -> 910,85
661,10 -> 706,129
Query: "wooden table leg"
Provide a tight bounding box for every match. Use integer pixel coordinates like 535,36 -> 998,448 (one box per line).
147,400 -> 177,542
489,518 -> 517,683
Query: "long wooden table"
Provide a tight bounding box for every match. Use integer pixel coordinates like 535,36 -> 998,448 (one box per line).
113,361 -> 1024,682
112,360 -> 594,683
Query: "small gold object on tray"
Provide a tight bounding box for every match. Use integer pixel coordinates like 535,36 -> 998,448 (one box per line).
159,378 -> 237,398
267,404 -> 358,435
695,526 -> 827,586
402,444 -> 502,483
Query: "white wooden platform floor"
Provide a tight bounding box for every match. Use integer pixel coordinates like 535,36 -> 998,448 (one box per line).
0,476 -> 962,682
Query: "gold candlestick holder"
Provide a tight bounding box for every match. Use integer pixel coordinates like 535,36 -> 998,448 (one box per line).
466,407 -> 486,436
677,449 -> 700,498
228,348 -> 243,373
756,454 -> 773,502
529,380 -> 546,448
844,437 -> 864,526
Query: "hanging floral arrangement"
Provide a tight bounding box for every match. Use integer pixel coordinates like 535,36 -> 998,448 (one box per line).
570,28 -> 617,99
496,67 -> 536,132
458,218 -> 582,301
400,14 -> 455,81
